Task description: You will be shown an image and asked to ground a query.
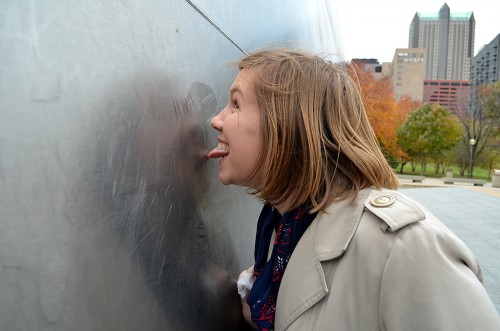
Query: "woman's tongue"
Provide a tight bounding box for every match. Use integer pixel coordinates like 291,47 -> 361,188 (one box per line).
207,143 -> 230,159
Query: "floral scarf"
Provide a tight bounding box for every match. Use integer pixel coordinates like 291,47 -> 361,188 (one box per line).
247,203 -> 317,331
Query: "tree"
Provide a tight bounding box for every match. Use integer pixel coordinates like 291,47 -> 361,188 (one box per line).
397,104 -> 462,175
395,96 -> 421,173
348,64 -> 416,169
476,147 -> 500,179
458,81 -> 500,177
482,81 -> 500,124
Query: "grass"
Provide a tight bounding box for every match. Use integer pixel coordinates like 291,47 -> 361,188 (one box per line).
398,163 -> 492,181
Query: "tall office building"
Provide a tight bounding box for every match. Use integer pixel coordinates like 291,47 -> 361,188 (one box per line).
409,3 -> 475,80
409,3 -> 474,113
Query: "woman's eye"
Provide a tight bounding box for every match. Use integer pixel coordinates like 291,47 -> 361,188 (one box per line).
231,100 -> 240,113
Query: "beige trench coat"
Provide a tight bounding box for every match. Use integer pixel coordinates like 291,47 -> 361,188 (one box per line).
274,188 -> 500,330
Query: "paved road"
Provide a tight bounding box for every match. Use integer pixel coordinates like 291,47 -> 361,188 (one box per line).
398,177 -> 500,313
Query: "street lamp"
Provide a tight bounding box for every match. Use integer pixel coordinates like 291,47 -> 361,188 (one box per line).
468,138 -> 476,178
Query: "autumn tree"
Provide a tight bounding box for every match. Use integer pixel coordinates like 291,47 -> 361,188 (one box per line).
348,64 -> 414,168
397,103 -> 462,175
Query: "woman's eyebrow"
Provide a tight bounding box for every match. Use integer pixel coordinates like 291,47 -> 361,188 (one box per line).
230,86 -> 243,96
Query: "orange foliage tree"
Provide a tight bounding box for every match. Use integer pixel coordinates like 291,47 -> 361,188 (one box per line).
348,63 -> 419,169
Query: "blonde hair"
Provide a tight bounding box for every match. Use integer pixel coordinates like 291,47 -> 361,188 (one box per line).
238,49 -> 398,213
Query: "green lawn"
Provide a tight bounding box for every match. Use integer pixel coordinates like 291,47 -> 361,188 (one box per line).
398,163 -> 492,181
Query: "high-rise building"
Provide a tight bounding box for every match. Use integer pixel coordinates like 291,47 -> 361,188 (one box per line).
409,3 -> 474,113
470,33 -> 500,116
388,48 -> 426,102
409,3 -> 475,81
471,33 -> 500,86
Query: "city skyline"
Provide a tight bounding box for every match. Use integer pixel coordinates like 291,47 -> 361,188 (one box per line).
334,0 -> 500,63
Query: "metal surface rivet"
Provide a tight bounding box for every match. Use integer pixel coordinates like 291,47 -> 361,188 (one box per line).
370,195 -> 395,208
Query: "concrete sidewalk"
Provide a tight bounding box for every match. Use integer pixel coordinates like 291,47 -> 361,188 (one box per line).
398,177 -> 500,313
397,175 -> 500,198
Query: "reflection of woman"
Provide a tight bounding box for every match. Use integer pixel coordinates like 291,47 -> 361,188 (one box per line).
92,78 -> 246,330
129,82 -> 247,331
207,49 -> 500,330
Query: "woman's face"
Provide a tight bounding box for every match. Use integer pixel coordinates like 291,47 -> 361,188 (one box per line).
208,69 -> 262,188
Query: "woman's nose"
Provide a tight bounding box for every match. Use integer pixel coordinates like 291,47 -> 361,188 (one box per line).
210,109 -> 224,131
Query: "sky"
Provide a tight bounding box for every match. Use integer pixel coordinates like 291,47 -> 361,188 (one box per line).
333,0 -> 500,63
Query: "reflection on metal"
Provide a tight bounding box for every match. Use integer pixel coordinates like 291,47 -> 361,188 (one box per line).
0,0 -> 338,329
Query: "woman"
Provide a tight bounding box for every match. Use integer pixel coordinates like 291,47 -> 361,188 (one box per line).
207,49 -> 500,330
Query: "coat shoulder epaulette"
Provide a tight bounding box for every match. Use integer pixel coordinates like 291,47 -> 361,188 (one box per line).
363,190 -> 426,233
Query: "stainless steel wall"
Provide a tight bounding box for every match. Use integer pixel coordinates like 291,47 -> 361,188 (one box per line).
0,1 -> 339,329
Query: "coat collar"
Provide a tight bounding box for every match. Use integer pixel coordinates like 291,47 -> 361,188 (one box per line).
275,188 -> 372,330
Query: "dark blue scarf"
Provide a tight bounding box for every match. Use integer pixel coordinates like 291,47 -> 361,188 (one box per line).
247,204 -> 317,331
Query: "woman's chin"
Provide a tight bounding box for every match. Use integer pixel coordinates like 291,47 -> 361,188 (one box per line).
218,175 -> 247,188
218,173 -> 233,186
